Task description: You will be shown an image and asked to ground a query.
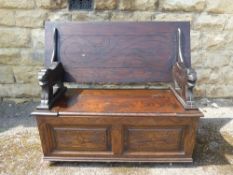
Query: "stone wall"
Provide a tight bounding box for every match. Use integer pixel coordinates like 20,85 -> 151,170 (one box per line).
0,0 -> 232,101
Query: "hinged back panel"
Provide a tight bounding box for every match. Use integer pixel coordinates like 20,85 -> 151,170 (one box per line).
45,22 -> 190,83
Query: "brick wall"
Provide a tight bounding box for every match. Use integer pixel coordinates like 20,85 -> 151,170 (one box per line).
0,0 -> 233,101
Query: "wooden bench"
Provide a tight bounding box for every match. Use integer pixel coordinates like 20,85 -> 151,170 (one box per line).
31,22 -> 203,163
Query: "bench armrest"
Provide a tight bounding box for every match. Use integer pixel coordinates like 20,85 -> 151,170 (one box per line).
171,28 -> 197,109
37,62 -> 66,109
172,62 -> 197,109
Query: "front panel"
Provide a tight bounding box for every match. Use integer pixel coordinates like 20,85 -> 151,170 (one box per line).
36,115 -> 198,162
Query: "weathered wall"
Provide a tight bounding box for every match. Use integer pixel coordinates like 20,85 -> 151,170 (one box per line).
0,0 -> 232,101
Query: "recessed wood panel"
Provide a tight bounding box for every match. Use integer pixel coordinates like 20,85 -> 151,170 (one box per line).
124,127 -> 184,152
52,126 -> 111,151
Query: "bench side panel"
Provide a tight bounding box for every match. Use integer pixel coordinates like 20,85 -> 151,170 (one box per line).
45,22 -> 190,83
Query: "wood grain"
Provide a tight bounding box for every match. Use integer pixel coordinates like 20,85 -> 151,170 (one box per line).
125,127 -> 184,152
53,126 -> 111,151
36,115 -> 199,161
51,89 -> 186,114
45,22 -> 190,83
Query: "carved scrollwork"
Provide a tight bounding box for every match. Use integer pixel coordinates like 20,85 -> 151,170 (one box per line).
38,69 -> 52,109
37,62 -> 66,110
37,28 -> 66,110
172,28 -> 197,109
51,27 -> 58,63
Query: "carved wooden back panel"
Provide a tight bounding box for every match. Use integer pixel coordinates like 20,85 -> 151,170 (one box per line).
45,22 -> 190,83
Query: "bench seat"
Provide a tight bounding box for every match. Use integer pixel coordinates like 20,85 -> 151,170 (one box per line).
52,89 -> 185,114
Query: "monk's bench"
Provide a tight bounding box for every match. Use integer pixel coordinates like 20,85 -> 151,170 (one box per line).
31,22 -> 203,163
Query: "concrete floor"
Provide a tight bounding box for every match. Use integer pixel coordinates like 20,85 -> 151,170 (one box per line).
0,100 -> 232,175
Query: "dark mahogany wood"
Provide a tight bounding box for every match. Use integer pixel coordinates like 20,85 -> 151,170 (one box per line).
37,62 -> 66,109
51,89 -> 186,113
36,114 -> 200,162
32,22 -> 203,163
172,62 -> 197,109
45,22 -> 190,83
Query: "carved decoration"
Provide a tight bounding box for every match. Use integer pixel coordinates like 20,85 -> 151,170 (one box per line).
37,28 -> 66,110
51,27 -> 58,63
172,28 -> 197,109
